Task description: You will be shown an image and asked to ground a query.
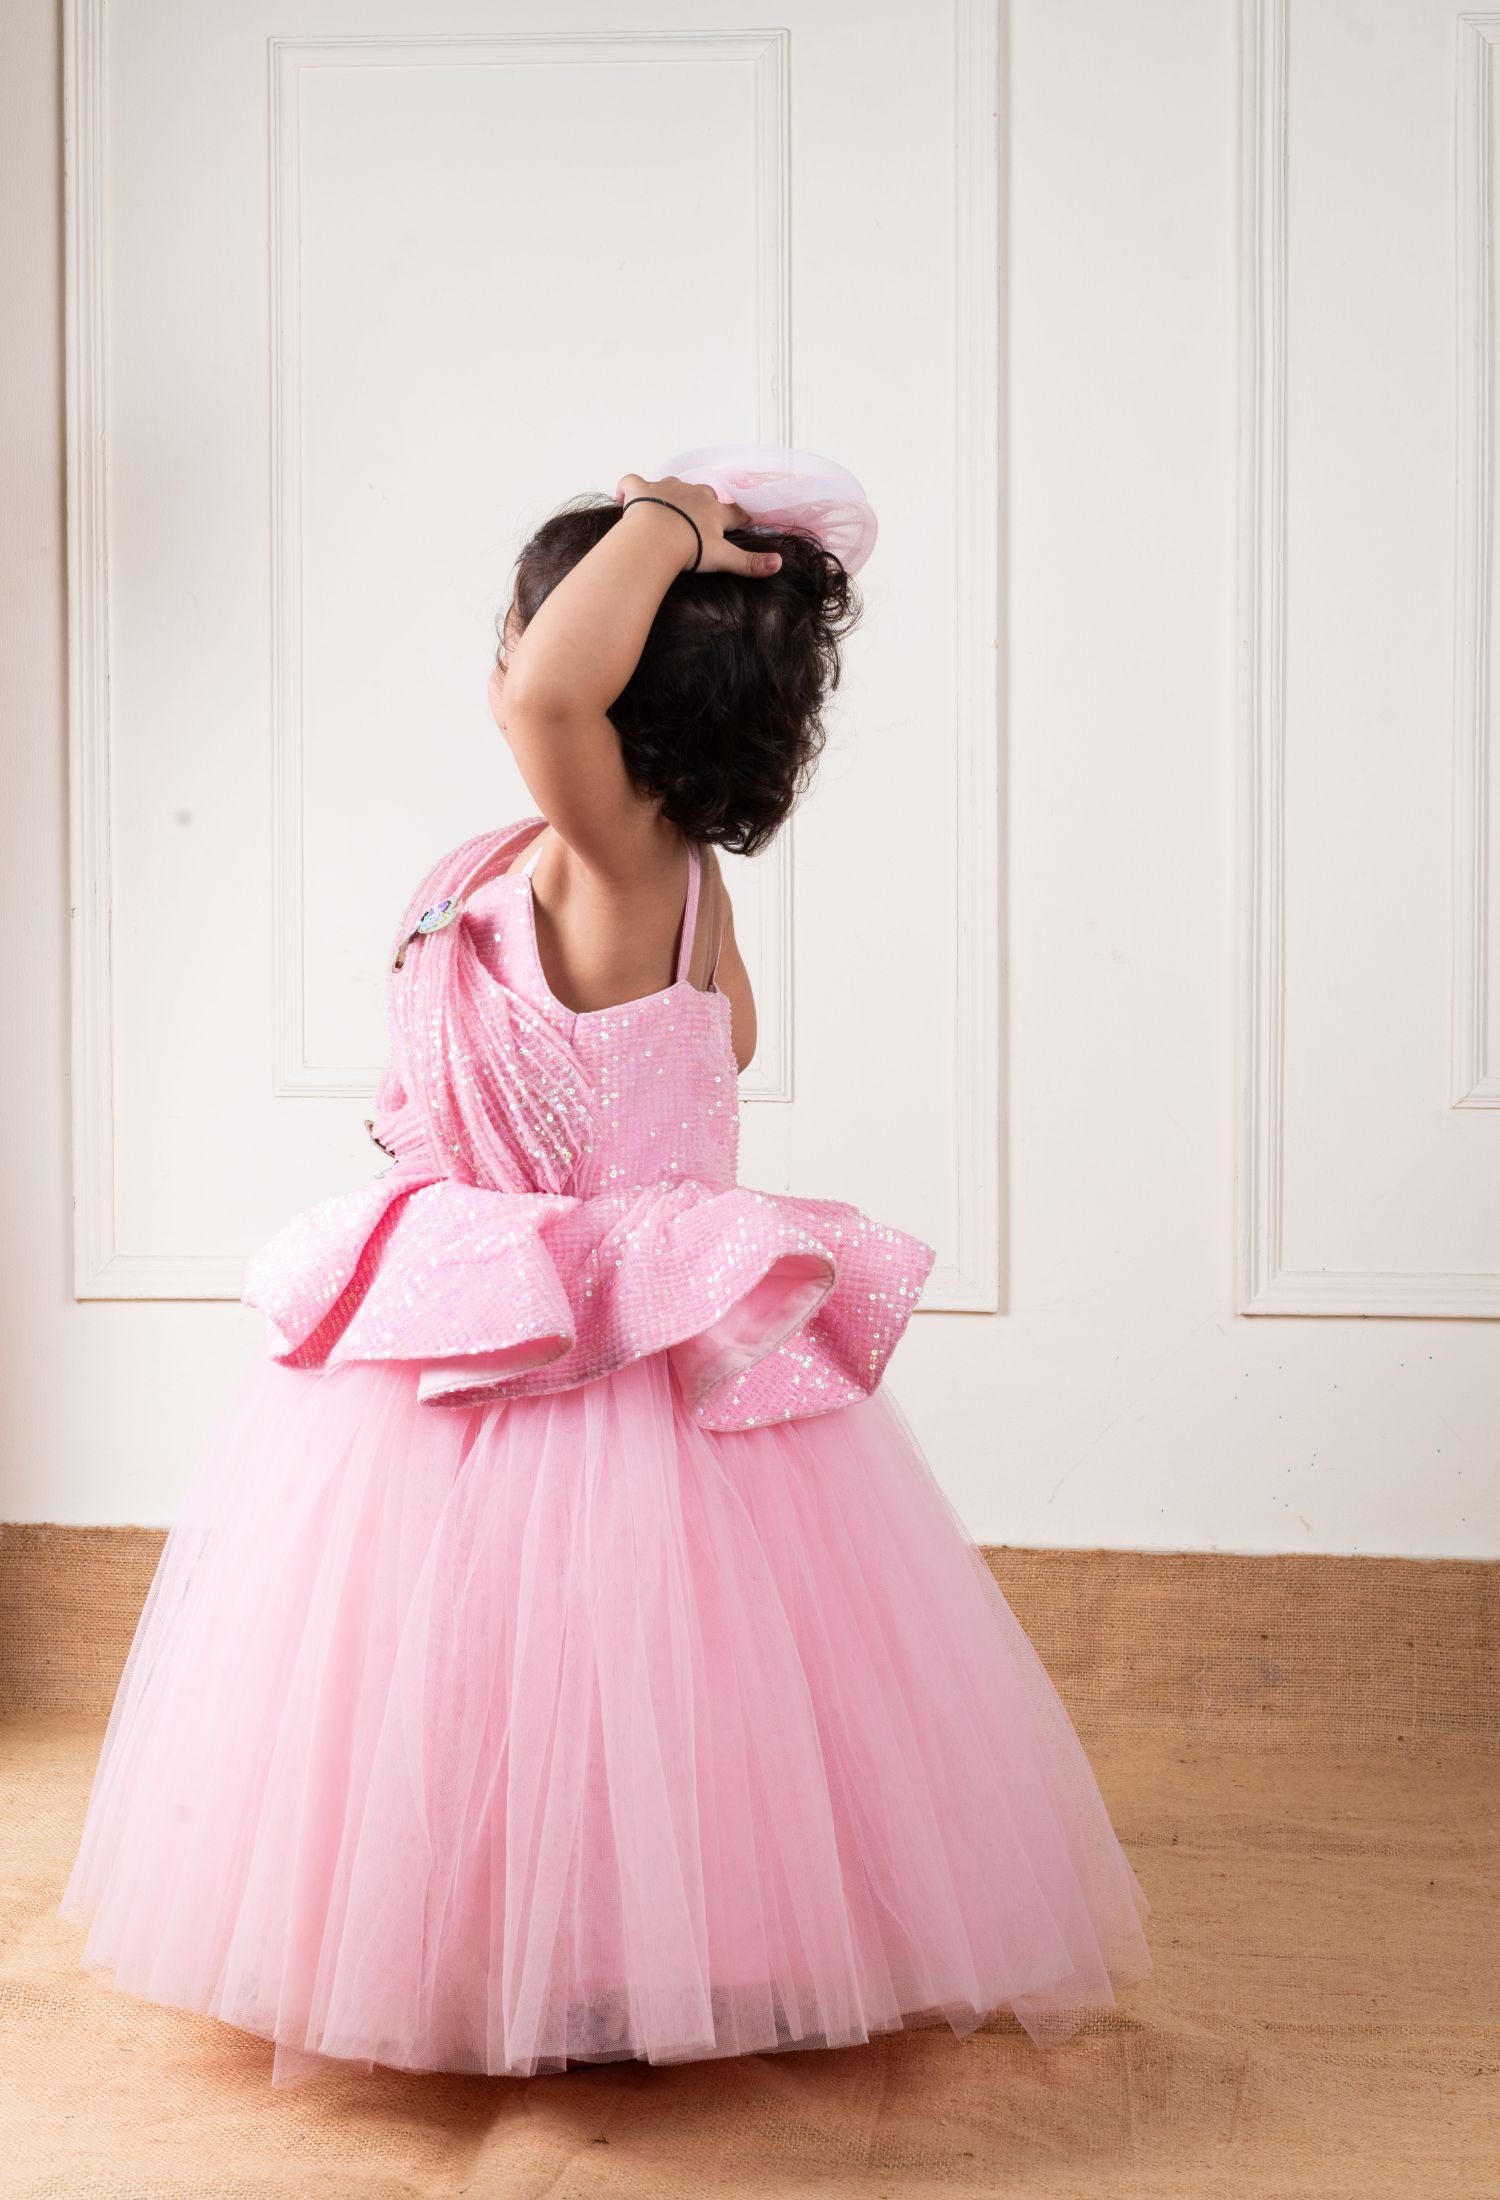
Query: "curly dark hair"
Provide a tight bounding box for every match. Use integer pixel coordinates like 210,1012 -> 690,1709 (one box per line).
499,496 -> 862,857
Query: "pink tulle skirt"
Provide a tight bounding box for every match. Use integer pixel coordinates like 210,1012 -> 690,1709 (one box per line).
60,1351 -> 1150,2088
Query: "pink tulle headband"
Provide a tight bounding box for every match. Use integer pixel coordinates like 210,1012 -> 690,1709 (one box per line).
655,444 -> 879,577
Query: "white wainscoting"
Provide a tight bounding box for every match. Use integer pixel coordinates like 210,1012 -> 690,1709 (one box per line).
1237,0 -> 1500,1315
65,0 -> 1002,1309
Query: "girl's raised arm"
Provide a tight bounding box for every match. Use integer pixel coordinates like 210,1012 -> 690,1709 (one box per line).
496,473 -> 782,881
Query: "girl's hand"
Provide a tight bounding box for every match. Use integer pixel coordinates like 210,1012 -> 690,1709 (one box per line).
614,473 -> 783,579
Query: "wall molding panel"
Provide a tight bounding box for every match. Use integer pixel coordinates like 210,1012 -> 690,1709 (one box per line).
1454,13 -> 1500,1109
1237,0 -> 1500,1315
268,30 -> 795,1105
65,0 -> 1003,1309
64,0 -> 167,1295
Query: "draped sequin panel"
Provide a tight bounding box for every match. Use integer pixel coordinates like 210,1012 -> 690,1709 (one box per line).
241,817 -> 935,1432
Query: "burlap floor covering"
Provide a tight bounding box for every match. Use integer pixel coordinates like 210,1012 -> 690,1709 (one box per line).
1,1528 -> 1495,2199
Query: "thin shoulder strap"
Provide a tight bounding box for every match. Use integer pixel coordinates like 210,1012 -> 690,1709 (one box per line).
708,879 -> 728,988
683,844 -> 728,992
673,839 -> 703,983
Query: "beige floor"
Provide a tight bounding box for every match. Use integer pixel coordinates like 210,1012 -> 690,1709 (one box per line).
2,1536 -> 1496,2199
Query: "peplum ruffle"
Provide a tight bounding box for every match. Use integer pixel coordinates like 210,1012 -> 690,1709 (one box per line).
240,1169 -> 935,1433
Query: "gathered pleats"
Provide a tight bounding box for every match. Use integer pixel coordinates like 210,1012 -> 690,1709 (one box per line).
61,1353 -> 1149,2087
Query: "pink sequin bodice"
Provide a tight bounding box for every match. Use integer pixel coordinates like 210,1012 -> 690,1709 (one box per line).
242,816 -> 935,1431
466,851 -> 741,1201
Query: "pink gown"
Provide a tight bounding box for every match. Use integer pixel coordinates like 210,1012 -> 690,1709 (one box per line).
60,815 -> 1150,2088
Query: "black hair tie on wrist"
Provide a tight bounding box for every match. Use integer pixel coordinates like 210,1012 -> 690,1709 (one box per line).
620,494 -> 704,574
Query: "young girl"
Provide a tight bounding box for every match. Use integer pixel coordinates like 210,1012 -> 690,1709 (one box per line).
60,449 -> 1150,2088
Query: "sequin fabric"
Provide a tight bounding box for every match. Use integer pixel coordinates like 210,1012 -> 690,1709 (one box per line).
240,816 -> 936,1431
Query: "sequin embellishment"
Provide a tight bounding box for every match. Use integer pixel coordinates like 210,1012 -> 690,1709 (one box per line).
393,895 -> 464,970
241,814 -> 936,1433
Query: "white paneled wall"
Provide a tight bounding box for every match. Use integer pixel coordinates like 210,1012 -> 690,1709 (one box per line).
66,0 -> 995,1315
2,0 -> 1495,1553
1240,0 -> 1500,1315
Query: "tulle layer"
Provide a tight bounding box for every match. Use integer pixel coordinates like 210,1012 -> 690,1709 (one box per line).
240,1169 -> 935,1431
60,1352 -> 1150,2086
